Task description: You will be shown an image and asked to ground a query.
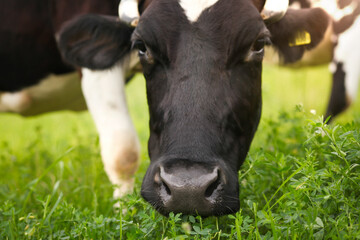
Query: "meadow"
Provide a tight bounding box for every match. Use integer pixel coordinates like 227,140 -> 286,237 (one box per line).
0,63 -> 359,239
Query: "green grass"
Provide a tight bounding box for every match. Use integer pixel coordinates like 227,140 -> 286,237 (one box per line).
0,64 -> 359,239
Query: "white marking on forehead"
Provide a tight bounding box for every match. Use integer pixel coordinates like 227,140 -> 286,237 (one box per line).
179,0 -> 219,22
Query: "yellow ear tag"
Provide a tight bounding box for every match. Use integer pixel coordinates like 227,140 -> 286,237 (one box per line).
289,31 -> 311,47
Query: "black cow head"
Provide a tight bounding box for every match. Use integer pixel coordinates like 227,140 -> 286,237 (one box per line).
135,0 -> 328,216
136,0 -> 269,216
58,0 -> 329,216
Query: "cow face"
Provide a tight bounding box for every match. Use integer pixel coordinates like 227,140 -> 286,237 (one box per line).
134,0 -> 329,216
134,0 -> 268,216
58,0 -> 329,217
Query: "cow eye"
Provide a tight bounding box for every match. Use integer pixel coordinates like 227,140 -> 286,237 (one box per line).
132,39 -> 155,65
253,39 -> 265,52
252,37 -> 270,53
245,36 -> 271,62
133,40 -> 147,56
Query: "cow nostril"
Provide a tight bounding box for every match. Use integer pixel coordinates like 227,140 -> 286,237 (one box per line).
161,180 -> 172,196
157,168 -> 172,197
205,170 -> 221,198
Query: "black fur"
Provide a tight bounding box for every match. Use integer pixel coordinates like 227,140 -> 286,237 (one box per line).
138,0 -> 152,14
0,0 -> 71,92
58,15 -> 134,70
325,63 -> 349,121
252,0 -> 266,11
0,0 -> 120,92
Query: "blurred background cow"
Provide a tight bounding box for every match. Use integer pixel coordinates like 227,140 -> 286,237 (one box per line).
270,0 -> 360,120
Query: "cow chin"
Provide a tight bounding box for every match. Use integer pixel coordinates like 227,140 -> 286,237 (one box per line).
141,158 -> 240,217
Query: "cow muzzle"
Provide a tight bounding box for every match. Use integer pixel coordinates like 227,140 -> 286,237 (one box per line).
141,159 -> 240,216
261,0 -> 289,24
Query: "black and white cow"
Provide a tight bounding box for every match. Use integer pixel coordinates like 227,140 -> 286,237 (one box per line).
283,0 -> 360,119
0,0 -> 144,201
58,0 -> 329,216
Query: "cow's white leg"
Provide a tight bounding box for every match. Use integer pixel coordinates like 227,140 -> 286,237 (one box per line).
334,16 -> 360,104
325,16 -> 360,119
344,60 -> 360,104
81,60 -> 140,199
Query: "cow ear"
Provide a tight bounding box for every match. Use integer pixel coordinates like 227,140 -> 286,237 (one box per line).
267,8 -> 329,63
57,14 -> 134,70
